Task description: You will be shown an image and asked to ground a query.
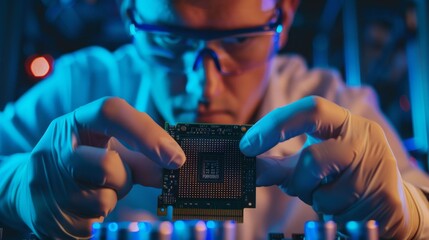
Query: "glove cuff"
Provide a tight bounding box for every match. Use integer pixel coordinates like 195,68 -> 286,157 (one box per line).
0,153 -> 33,232
403,181 -> 429,239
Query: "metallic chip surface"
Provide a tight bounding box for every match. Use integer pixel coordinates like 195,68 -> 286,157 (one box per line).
157,123 -> 256,222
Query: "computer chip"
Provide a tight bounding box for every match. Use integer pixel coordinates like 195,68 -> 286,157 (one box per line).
157,123 -> 256,223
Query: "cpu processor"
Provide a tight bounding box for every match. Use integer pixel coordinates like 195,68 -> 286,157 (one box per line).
157,123 -> 256,223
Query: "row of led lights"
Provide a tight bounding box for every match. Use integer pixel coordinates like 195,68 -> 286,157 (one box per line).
91,220 -> 237,240
92,220 -> 378,240
305,220 -> 379,240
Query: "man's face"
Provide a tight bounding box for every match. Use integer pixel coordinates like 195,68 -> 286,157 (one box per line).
133,0 -> 283,124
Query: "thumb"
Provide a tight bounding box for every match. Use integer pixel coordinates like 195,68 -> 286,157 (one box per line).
106,137 -> 164,188
255,135 -> 321,186
285,138 -> 356,205
240,96 -> 348,156
255,153 -> 299,186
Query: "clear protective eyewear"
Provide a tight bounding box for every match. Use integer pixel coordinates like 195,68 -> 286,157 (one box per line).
127,8 -> 284,75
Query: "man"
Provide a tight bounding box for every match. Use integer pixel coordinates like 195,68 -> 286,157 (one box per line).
0,0 -> 428,239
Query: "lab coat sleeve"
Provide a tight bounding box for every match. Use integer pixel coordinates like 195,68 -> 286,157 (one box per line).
337,85 -> 429,188
291,62 -> 429,238
0,69 -> 70,155
0,46 -> 121,231
277,56 -> 429,187
257,55 -> 429,238
337,81 -> 429,239
0,46 -> 120,155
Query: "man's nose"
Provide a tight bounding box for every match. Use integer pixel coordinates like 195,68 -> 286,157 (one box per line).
192,48 -> 222,73
192,47 -> 225,101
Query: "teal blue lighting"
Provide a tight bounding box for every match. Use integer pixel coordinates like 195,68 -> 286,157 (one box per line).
138,222 -> 151,232
406,32 -> 428,151
92,222 -> 101,230
306,221 -> 316,229
129,24 -> 137,35
92,222 -> 102,238
346,221 -> 362,239
108,222 -> 119,232
343,0 -> 361,87
304,221 -> 319,240
346,221 -> 359,231
174,220 -> 186,231
206,220 -> 216,229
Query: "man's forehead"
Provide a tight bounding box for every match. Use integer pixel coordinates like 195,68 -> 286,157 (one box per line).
135,0 -> 277,29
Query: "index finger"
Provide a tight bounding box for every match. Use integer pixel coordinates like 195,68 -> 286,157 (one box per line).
73,97 -> 185,169
240,96 -> 348,156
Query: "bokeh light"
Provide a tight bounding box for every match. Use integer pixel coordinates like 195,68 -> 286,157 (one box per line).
25,55 -> 53,80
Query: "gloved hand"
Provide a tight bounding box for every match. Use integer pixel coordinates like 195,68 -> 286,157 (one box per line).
13,97 -> 185,239
240,96 -> 423,239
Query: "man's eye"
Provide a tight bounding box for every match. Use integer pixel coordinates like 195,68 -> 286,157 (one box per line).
222,36 -> 250,44
153,34 -> 185,47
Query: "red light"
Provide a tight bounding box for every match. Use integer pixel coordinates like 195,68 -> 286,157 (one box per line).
31,57 -> 50,77
25,55 -> 54,80
399,95 -> 411,112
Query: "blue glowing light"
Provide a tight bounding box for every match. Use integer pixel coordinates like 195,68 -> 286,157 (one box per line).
304,221 -> 320,240
276,25 -> 283,33
129,24 -> 137,36
206,220 -> 216,229
174,220 -> 186,231
138,222 -> 151,232
92,222 -> 101,230
343,0 -> 361,87
108,222 -> 119,232
406,40 -> 429,151
306,221 -> 317,229
346,221 -> 359,231
346,221 -> 362,239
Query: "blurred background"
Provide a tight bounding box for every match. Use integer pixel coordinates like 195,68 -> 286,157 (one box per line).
0,0 -> 428,170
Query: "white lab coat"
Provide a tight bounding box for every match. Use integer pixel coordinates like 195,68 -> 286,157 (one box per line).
0,44 -> 428,239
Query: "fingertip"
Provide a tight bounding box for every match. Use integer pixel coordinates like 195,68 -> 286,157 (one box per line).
255,155 -> 296,188
165,151 -> 186,169
241,131 -> 265,157
160,138 -> 186,169
239,135 -> 254,156
255,175 -> 272,187
279,184 -> 295,197
240,120 -> 281,156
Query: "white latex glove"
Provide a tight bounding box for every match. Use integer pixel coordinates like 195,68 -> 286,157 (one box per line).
240,96 -> 424,239
12,97 -> 185,239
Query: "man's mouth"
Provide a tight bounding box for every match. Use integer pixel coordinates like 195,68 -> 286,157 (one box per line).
171,108 -> 198,122
196,110 -> 234,123
173,107 -> 234,123
198,110 -> 228,117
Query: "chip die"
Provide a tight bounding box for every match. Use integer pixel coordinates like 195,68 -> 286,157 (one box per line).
157,123 -> 256,223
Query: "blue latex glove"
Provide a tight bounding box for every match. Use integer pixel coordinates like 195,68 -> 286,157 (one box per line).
240,96 -> 425,239
7,97 -> 185,239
